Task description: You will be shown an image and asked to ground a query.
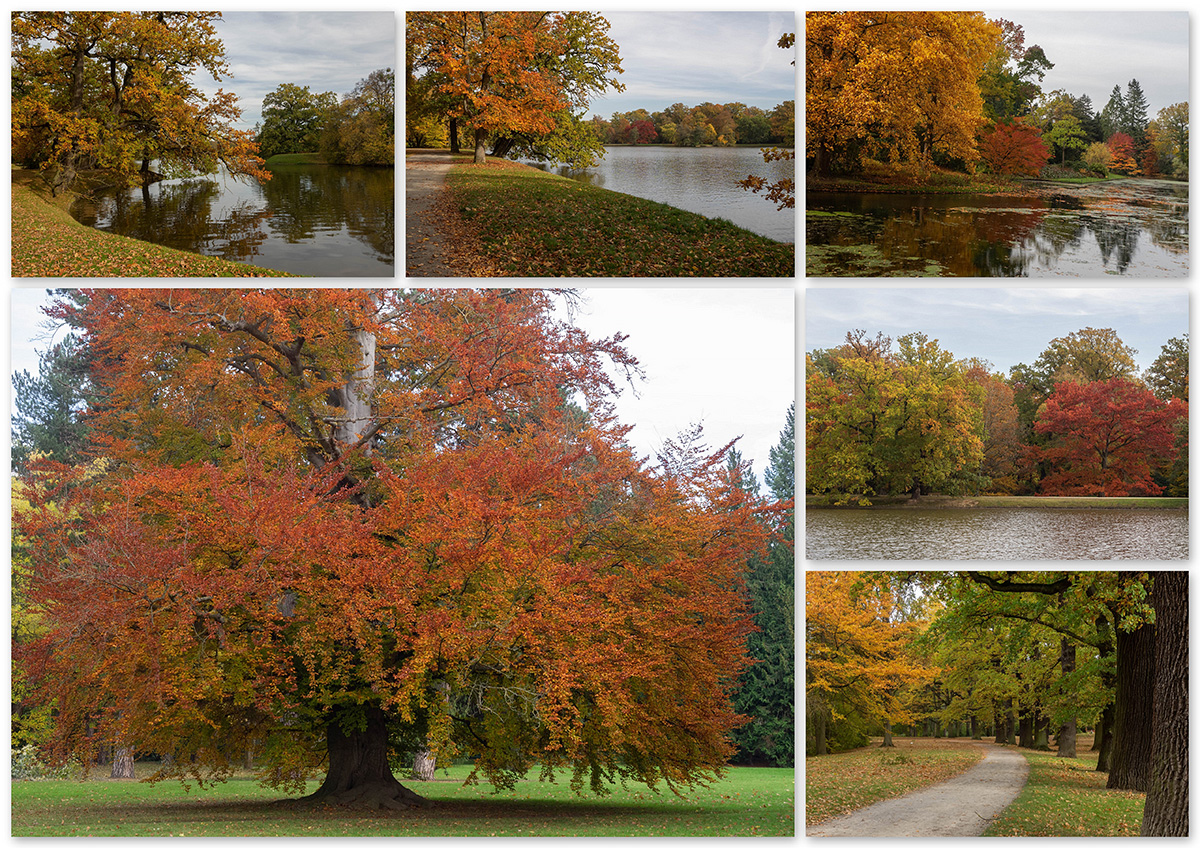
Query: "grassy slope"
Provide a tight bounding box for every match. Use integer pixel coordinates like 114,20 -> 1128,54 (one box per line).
445,159 -> 795,277
806,740 -> 983,826
264,152 -> 329,166
11,763 -> 794,837
983,744 -> 1144,837
11,168 -> 294,277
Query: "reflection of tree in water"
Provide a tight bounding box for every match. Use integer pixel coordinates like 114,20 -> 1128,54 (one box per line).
96,180 -> 272,261
1086,216 -> 1141,273
264,166 -> 394,263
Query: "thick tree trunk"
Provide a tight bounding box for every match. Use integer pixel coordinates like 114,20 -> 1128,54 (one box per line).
292,705 -> 426,810
1141,572 -> 1188,836
473,127 -> 488,164
1057,638 -> 1077,758
413,748 -> 436,780
111,746 -> 135,779
970,714 -> 980,740
1018,709 -> 1033,748
1108,585 -> 1155,791
881,718 -> 894,747
1095,702 -> 1115,772
814,710 -> 827,756
1034,712 -> 1050,750
450,118 -> 460,154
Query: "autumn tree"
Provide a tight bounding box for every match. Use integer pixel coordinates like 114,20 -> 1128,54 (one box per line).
256,83 -> 338,159
1045,114 -> 1088,164
978,19 -> 1053,120
319,69 -> 395,166
806,331 -> 985,503
408,12 -> 623,165
806,12 -> 1000,176
979,119 -> 1051,176
11,12 -> 268,194
807,572 -> 932,754
1082,141 -> 1112,176
16,289 -> 767,808
1150,102 -> 1188,178
1033,378 -> 1187,496
739,33 -> 795,210
1106,131 -> 1139,175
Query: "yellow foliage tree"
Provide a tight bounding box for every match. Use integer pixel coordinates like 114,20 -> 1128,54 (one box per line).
806,571 -> 935,753
806,12 -> 1001,177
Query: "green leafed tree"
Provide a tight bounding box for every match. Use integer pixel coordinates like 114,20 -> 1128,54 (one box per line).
321,69 -> 395,165
256,83 -> 338,159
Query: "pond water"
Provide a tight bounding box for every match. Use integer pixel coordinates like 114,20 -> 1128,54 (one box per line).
806,508 -> 1188,560
70,164 -> 394,277
806,179 -> 1187,276
521,146 -> 795,243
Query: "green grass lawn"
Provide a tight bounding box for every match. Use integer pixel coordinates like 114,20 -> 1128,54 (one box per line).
12,763 -> 794,837
983,746 -> 1144,837
11,168 -> 294,277
445,159 -> 795,277
264,152 -> 329,166
806,739 -> 983,826
806,494 -> 1187,509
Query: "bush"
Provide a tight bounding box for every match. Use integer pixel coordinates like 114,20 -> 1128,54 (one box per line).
11,745 -> 72,781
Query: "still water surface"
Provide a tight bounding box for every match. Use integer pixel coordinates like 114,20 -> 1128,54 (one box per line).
807,508 -> 1188,560
807,178 -> 1187,276
70,164 -> 394,276
522,146 -> 795,243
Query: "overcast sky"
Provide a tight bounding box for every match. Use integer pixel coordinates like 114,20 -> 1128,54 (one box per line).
9,287 -> 795,490
582,11 -> 797,117
984,10 -> 1188,117
196,11 -> 396,131
805,286 -> 1188,376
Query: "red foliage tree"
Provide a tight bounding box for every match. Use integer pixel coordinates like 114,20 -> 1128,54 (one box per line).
1107,131 -> 1140,175
1033,378 -> 1187,496
979,119 -> 1051,176
631,118 -> 657,144
16,289 -> 769,808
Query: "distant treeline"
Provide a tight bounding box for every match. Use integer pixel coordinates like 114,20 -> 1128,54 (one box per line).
589,101 -> 794,147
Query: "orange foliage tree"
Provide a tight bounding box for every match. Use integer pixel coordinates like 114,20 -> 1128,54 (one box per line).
11,12 -> 268,194
1106,131 -> 1140,176
979,119 -> 1051,176
1033,378 -> 1187,496
16,289 -> 768,808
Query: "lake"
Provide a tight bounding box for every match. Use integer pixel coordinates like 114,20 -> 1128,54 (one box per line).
70,164 -> 394,277
806,508 -> 1188,560
807,178 -> 1187,276
521,146 -> 795,243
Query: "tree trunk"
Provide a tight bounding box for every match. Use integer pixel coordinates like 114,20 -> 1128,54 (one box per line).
1108,586 -> 1156,791
111,746 -> 135,779
970,715 -> 980,740
814,710 -> 828,756
1018,709 -> 1033,748
1096,702 -> 1115,772
473,127 -> 488,164
1141,572 -> 1188,836
881,718 -> 894,747
450,118 -> 460,154
292,705 -> 426,810
413,748 -> 436,781
1034,712 -> 1050,749
1057,638 -> 1077,758
1091,709 -> 1104,750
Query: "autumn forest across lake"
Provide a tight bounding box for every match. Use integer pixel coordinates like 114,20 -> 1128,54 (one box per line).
806,11 -> 1189,276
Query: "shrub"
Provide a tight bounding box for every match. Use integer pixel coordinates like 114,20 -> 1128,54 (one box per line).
11,745 -> 72,781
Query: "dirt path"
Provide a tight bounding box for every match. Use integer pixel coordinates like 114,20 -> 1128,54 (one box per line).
807,742 -> 1029,837
405,151 -> 463,277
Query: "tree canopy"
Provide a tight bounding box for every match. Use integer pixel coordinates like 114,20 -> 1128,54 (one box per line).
12,12 -> 268,193
16,289 -> 770,807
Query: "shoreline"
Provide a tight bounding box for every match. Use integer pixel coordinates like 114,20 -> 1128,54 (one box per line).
806,495 -> 1188,510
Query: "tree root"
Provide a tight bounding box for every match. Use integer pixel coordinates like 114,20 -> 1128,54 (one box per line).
277,781 -> 430,811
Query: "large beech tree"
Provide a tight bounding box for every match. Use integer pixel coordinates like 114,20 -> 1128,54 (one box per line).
17,289 -> 767,809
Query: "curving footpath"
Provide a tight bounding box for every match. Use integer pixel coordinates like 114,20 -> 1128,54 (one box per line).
807,743 -> 1029,837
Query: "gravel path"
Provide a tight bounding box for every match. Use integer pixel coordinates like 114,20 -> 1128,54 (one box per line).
807,743 -> 1029,837
405,152 -> 462,277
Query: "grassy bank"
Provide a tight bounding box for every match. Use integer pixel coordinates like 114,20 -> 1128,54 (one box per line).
444,158 -> 794,277
983,744 -> 1144,836
11,168 -> 293,277
807,495 -> 1187,509
806,739 -> 983,826
11,763 -> 793,837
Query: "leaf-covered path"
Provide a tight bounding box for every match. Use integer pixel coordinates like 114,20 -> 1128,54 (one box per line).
807,742 -> 1029,837
405,150 -> 467,277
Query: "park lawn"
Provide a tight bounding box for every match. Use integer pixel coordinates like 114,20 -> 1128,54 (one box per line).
264,152 -> 329,165
11,763 -> 794,837
445,159 -> 795,277
11,168 -> 294,277
806,739 -> 983,826
983,747 -> 1144,837
806,495 -> 1186,509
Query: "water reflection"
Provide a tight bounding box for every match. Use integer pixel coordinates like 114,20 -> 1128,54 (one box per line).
806,508 -> 1188,560
807,178 -> 1187,277
71,164 -> 395,277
